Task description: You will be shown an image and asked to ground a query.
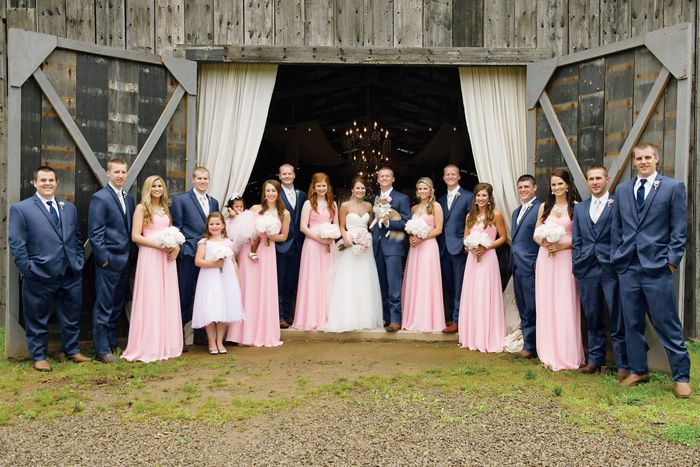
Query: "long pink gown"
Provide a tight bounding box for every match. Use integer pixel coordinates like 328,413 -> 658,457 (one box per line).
292,208 -> 336,331
122,214 -> 183,362
401,213 -> 446,332
535,214 -> 584,371
226,231 -> 283,347
458,223 -> 505,352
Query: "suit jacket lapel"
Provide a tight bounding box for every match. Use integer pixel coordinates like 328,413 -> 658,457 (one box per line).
594,197 -> 613,238
582,198 -> 596,238
189,190 -> 207,222
33,195 -> 62,238
108,187 -> 130,231
637,177 -> 661,225
625,182 -> 639,224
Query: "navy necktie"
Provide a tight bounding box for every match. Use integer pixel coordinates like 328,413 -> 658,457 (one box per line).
47,200 -> 60,226
636,179 -> 646,209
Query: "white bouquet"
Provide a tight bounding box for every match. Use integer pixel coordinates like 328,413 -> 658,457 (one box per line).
211,244 -> 233,273
463,231 -> 493,263
153,226 -> 185,249
339,228 -> 373,256
404,217 -> 430,247
318,222 -> 341,253
255,214 -> 282,246
533,223 -> 566,257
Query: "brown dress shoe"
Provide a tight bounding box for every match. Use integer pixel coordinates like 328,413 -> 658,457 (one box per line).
674,382 -> 692,398
68,353 -> 91,363
615,369 -> 630,382
442,323 -> 458,334
616,373 -> 650,387
515,349 -> 536,359
285,318 -> 294,325
182,343 -> 189,353
33,360 -> 52,372
279,320 -> 290,329
386,323 -> 400,332
578,363 -> 600,374
96,352 -> 120,364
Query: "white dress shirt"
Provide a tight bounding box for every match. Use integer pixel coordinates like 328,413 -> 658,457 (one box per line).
283,186 -> 296,209
634,171 -> 658,201
36,193 -> 60,220
517,198 -> 535,225
109,183 -> 126,214
589,191 -> 609,222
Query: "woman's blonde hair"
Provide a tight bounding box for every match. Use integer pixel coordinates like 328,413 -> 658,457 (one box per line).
140,175 -> 171,227
415,177 -> 436,214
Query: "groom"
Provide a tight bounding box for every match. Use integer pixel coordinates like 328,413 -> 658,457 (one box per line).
437,164 -> 473,333
372,167 -> 410,332
611,142 -> 691,398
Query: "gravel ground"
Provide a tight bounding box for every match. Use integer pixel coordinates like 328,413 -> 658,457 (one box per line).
1,388 -> 698,467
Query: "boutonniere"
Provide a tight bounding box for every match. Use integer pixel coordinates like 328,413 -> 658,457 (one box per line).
386,195 -> 392,203
122,190 -> 127,198
653,180 -> 660,190
455,192 -> 461,198
295,189 -> 300,196
606,199 -> 613,207
58,201 -> 65,209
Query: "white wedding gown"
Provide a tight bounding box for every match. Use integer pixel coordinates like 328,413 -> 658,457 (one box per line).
325,212 -> 384,332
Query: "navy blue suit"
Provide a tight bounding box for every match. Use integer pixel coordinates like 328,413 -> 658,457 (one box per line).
277,187 -> 307,320
437,187 -> 473,324
171,189 -> 220,332
611,174 -> 689,382
510,199 -> 541,353
88,186 -> 136,355
9,194 -> 85,361
372,189 -> 410,324
572,195 -> 628,370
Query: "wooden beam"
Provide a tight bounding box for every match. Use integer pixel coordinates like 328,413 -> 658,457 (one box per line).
124,85 -> 187,190
538,91 -> 588,197
180,45 -> 549,65
186,94 -> 197,190
607,67 -> 671,190
32,68 -> 109,187
558,35 -> 645,67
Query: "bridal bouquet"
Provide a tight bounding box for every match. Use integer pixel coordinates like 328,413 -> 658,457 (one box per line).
318,223 -> 341,253
533,223 -> 566,257
463,231 -> 492,263
339,228 -> 373,255
153,226 -> 186,249
404,217 -> 430,247
255,215 -> 281,246
211,244 -> 234,273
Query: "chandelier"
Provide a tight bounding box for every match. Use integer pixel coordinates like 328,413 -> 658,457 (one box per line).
342,120 -> 391,186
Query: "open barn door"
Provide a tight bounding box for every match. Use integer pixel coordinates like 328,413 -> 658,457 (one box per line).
5,29 -> 197,358
525,23 -> 694,373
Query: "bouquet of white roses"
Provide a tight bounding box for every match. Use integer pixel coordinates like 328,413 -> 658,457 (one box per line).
255,214 -> 282,246
210,244 -> 234,273
153,226 -> 186,249
339,227 -> 373,255
533,223 -> 566,257
463,231 -> 492,263
318,223 -> 341,253
404,217 -> 430,247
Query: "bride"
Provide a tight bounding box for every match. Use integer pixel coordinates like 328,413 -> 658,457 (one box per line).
325,176 -> 384,332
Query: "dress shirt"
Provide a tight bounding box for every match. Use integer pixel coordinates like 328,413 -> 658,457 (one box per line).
589,191 -> 609,222
633,172 -> 658,201
283,186 -> 296,209
446,186 -> 460,210
36,193 -> 60,220
517,198 -> 535,225
109,183 -> 126,214
380,188 -> 393,199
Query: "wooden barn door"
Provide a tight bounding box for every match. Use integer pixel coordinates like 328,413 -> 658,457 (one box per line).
5,29 -> 197,358
525,23 -> 694,372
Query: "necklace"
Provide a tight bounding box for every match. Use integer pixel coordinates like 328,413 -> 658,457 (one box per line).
552,204 -> 568,214
317,201 -> 328,210
154,206 -> 165,216
476,214 -> 485,222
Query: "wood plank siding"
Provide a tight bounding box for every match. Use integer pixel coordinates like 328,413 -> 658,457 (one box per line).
1,1 -> 699,339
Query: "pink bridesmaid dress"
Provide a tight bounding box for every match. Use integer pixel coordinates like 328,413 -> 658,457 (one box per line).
458,222 -> 505,353
292,208 -> 336,331
401,213 -> 446,332
226,231 -> 283,347
122,213 -> 183,362
535,214 -> 584,371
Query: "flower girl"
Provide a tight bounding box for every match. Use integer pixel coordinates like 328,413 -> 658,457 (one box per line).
225,193 -> 261,261
193,212 -> 245,355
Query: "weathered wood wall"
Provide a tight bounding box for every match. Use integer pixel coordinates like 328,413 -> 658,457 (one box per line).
1,0 -> 698,337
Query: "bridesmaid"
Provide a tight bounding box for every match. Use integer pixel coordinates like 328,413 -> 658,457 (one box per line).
401,177 -> 446,332
534,169 -> 584,371
226,180 -> 290,347
122,175 -> 183,362
292,173 -> 339,331
458,183 -> 507,353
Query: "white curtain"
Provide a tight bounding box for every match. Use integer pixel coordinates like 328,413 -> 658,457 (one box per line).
459,66 -> 528,351
197,63 -> 278,205
459,66 -> 527,237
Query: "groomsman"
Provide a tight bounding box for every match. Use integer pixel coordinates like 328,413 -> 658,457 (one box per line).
171,166 -> 220,348
611,143 -> 691,398
88,159 -> 136,363
8,166 -> 90,371
437,164 -> 473,333
277,163 -> 307,328
572,166 -> 629,381
510,175 -> 541,358
372,167 -> 410,332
